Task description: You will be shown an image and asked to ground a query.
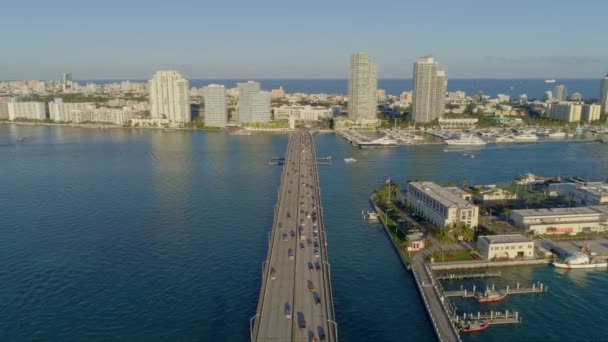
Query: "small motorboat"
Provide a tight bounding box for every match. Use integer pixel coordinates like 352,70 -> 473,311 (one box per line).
476,290 -> 507,303
460,320 -> 490,333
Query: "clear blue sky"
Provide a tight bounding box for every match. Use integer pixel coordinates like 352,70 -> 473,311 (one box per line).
1,0 -> 607,80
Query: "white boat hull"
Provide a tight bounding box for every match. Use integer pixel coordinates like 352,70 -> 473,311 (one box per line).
553,262 -> 608,269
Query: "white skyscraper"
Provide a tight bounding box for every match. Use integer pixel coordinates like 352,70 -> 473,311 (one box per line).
348,53 -> 377,122
204,84 -> 227,128
149,71 -> 191,125
237,81 -> 271,124
554,84 -> 567,101
601,73 -> 608,115
411,56 -> 447,123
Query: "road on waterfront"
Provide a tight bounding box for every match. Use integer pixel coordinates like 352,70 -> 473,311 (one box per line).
253,131 -> 336,342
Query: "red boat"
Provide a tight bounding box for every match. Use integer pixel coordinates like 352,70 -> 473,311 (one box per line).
475,290 -> 507,303
460,320 -> 490,333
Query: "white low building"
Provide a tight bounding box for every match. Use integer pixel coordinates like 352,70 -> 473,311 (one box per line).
478,234 -> 534,260
8,101 -> 46,120
549,181 -> 608,205
472,185 -> 518,202
510,206 -> 608,235
406,181 -> 479,229
273,105 -> 331,121
69,107 -> 136,125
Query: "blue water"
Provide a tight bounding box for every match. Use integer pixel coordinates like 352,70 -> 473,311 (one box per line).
2,124 -> 608,340
84,78 -> 603,100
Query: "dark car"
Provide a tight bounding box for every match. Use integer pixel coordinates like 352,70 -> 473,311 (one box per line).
307,262 -> 314,271
290,230 -> 295,237
297,312 -> 306,329
312,292 -> 320,305
315,261 -> 321,270
300,242 -> 305,249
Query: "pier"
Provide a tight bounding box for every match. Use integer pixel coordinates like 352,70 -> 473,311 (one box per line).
455,310 -> 522,328
444,282 -> 548,299
435,271 -> 501,281
252,130 -> 336,342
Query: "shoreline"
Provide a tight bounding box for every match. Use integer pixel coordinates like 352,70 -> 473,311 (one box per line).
2,121 -> 602,146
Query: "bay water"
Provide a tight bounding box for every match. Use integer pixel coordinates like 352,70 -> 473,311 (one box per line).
1,124 -> 608,341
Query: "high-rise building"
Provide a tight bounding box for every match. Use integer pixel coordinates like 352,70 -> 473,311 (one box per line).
237,81 -> 271,124
601,73 -> 608,115
581,104 -> 601,123
61,72 -> 72,84
554,85 -> 567,101
411,56 -> 447,123
7,100 -> 46,120
348,53 -> 377,122
569,92 -> 582,101
48,98 -> 95,122
149,71 -> 191,124
544,91 -> 553,101
204,84 -> 228,128
546,102 -> 582,122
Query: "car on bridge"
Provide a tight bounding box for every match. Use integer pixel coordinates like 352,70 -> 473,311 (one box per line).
307,262 -> 314,271
288,249 -> 294,260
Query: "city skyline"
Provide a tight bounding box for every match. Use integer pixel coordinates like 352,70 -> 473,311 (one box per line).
1,0 -> 607,80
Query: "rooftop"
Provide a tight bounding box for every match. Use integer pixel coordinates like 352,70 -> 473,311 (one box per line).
513,205 -> 608,217
479,234 -> 531,244
408,182 -> 473,208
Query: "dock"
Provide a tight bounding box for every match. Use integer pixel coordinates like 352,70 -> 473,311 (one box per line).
444,282 -> 548,298
252,130 -> 336,342
455,310 -> 522,328
435,271 -> 501,281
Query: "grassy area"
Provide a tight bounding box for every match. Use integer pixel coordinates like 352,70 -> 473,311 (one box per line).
431,249 -> 476,262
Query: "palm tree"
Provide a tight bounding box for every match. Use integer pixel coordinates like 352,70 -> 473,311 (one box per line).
502,208 -> 513,222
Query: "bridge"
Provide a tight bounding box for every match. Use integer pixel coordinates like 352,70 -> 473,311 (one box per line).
252,130 -> 337,342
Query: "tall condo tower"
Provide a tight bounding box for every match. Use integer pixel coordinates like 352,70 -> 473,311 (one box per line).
601,73 -> 608,115
348,53 -> 377,121
149,70 -> 191,124
554,84 -> 567,101
237,81 -> 271,124
412,56 -> 447,123
204,84 -> 228,128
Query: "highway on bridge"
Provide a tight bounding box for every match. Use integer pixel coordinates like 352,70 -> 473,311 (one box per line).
252,131 -> 336,342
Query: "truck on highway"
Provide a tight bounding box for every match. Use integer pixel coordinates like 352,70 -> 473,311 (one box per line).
297,312 -> 306,329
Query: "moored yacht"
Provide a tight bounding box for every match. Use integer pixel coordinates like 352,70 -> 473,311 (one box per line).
444,134 -> 486,146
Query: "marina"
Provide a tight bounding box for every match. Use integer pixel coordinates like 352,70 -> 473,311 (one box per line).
443,282 -> 548,299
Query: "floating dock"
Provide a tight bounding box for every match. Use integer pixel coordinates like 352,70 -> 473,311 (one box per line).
455,310 -> 522,328
444,282 -> 547,299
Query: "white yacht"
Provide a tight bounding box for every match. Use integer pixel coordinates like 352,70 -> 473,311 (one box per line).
547,131 -> 566,138
344,157 -> 357,163
444,134 -> 486,146
359,136 -> 398,148
553,252 -> 608,269
512,133 -> 538,141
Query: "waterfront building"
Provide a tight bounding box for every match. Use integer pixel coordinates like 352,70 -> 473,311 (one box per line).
601,73 -> 608,115
149,70 -> 191,125
472,185 -> 518,203
570,92 -> 583,101
546,101 -> 581,122
8,101 -> 46,120
447,91 -> 466,101
271,86 -> 285,99
48,98 -> 95,122
510,206 -> 608,235
0,99 -> 9,119
68,107 -> 136,125
348,53 -> 377,122
496,94 -> 510,103
581,104 -> 601,123
406,181 -> 479,229
544,91 -> 553,101
203,84 -> 227,128
273,105 -> 331,121
478,234 -> 534,260
237,81 -> 271,124
549,181 -> 608,205
411,56 -> 447,123
554,85 -> 567,101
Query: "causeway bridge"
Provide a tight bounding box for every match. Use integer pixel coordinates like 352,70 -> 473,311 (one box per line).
252,130 -> 337,342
